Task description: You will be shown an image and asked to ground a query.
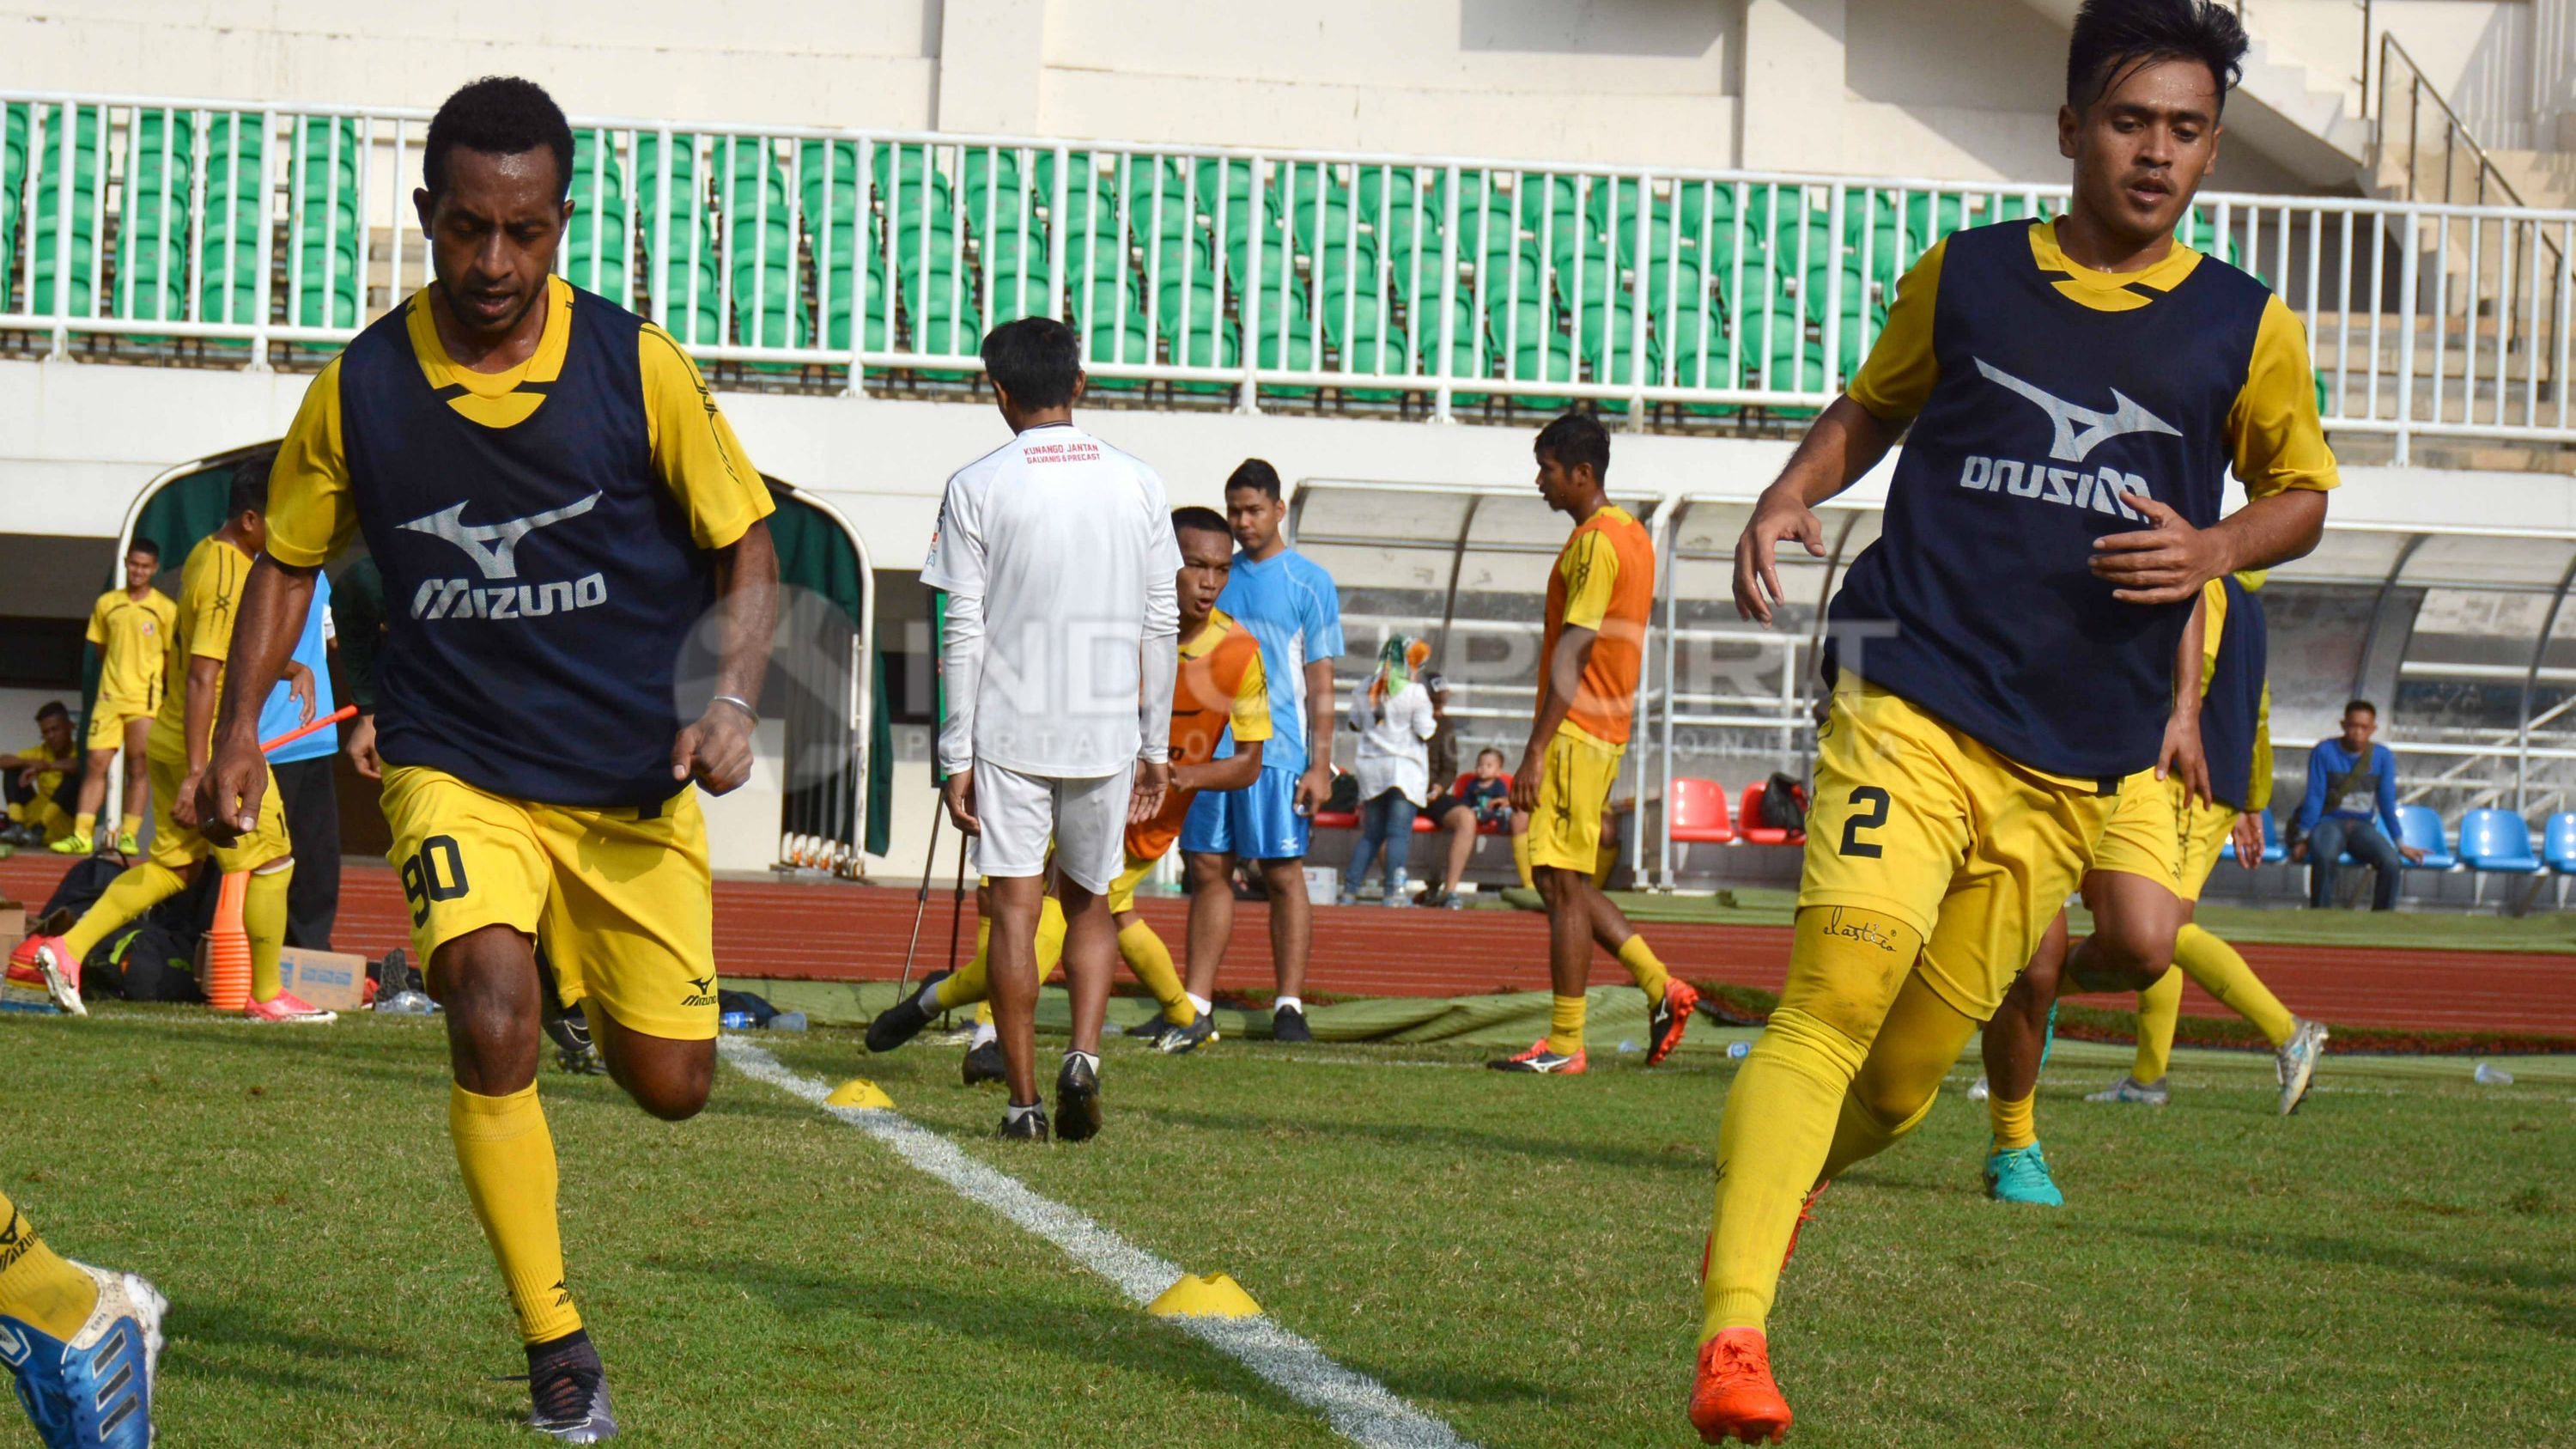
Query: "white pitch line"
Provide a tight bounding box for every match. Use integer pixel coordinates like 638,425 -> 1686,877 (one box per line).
720,1039 -> 1479,1449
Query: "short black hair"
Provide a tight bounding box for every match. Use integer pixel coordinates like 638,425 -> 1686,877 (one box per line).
228,454 -> 270,518
1534,411 -> 1610,480
1477,746 -> 1507,764
425,76 -> 574,200
2066,0 -> 2246,115
126,537 -> 160,561
35,700 -> 69,723
980,317 -> 1083,411
1172,506 -> 1231,544
2344,698 -> 2378,718
1224,459 -> 1283,501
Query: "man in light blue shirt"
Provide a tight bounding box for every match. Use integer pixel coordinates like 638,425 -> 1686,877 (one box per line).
258,569 -> 338,947
2291,697 -> 2423,910
1181,459 -> 1343,1043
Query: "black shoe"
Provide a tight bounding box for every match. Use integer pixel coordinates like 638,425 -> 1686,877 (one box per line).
867,971 -> 950,1054
962,1038 -> 1007,1087
1122,1016 -> 1167,1039
997,1105 -> 1050,1142
544,1006 -> 608,1076
526,1328 -> 619,1442
1054,1053 -> 1103,1142
1270,1004 -> 1312,1043
1152,1014 -> 1216,1055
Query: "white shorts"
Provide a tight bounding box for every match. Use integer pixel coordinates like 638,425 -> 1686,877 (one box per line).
972,760 -> 1134,893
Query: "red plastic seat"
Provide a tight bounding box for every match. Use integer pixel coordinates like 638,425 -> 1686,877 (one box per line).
1737,782 -> 1806,847
1668,776 -> 1736,844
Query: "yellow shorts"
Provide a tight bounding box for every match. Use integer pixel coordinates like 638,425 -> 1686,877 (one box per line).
380,764 -> 717,1041
146,750 -> 289,872
1106,850 -> 1158,914
1798,674 -> 2133,1020
88,705 -> 149,752
2093,771 -> 2229,903
1527,726 -> 1622,873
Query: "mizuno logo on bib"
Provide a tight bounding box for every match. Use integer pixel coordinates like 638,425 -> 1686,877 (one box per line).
1953,358 -> 2182,520
399,493 -> 610,621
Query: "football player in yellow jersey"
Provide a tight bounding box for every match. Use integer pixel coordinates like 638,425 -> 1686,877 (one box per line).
872,508 -> 1270,1072
197,78 -> 776,1442
1488,413 -> 1695,1075
1692,3 -> 2339,1440
0,703 -> 81,848
51,539 -> 176,856
9,466 -> 317,1023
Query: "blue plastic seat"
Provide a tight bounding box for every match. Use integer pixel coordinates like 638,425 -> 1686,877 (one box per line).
2398,804 -> 2458,870
2545,813 -> 2576,874
2458,809 -> 2543,874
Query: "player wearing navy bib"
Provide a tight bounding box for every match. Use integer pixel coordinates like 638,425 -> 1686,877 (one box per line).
198,78 -> 777,1444
1692,3 -> 2336,1441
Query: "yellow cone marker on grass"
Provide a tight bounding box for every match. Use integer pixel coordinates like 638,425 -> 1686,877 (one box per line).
826,1078 -> 896,1110
1148,1273 -> 1262,1318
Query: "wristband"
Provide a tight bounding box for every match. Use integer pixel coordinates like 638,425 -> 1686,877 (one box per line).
711,694 -> 758,723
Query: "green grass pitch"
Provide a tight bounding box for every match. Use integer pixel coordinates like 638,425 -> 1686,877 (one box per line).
5,1008 -> 2570,1447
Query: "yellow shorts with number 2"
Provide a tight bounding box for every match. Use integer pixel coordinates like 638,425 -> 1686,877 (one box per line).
380,764 -> 718,1041
1798,673 -> 2139,1020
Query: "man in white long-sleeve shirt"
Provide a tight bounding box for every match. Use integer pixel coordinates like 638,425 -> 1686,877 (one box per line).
921,317 -> 1182,1142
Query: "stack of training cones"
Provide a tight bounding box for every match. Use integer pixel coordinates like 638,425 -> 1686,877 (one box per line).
203,870 -> 251,1012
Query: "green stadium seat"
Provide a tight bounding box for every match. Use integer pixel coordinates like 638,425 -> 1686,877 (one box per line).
986,271 -> 1059,327
904,267 -> 981,356
1191,157 -> 1258,218
286,117 -> 362,328
564,129 -> 631,304
1506,332 -> 1577,409
636,132 -> 726,344
1427,168 -> 1495,222
959,146 -> 1024,206
28,102 -> 104,318
1155,273 -> 1222,333
195,113 -> 265,327
1354,165 -> 1420,222
818,243 -> 891,352
1166,314 -> 1242,393
1032,149 -> 1103,206
716,137 -> 806,348
981,222 -> 1052,289
1,102 -> 25,311
1905,192 -> 1971,245
115,107 -> 194,323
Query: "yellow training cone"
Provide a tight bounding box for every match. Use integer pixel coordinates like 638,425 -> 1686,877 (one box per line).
826,1078 -> 896,1110
1147,1273 -> 1261,1318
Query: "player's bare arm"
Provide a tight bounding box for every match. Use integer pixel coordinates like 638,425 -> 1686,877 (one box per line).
2088,488 -> 2325,603
669,518 -> 777,795
1733,397 -> 1903,624
1295,658 -> 1335,813
198,557 -> 319,841
1513,623 -> 1595,815
2160,591 -> 2211,803
1176,736 -> 1263,797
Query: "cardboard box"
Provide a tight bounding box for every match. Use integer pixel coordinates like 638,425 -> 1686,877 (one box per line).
276,947 -> 368,1014
0,896 -> 24,970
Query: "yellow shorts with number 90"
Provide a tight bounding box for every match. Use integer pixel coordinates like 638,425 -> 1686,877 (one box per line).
380,764 -> 718,1041
1797,673 -> 2141,1020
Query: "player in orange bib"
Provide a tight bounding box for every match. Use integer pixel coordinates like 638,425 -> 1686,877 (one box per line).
1491,412 -> 1697,1076
866,505 -> 1271,1062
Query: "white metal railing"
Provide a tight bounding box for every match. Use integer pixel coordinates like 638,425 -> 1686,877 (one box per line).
5,89 -> 2573,456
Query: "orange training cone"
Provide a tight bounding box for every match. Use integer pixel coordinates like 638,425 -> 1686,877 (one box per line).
204,870 -> 251,1013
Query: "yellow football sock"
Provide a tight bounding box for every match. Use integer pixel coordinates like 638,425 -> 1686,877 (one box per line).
245,864 -> 291,1004
1511,830 -> 1534,891
1820,971 -> 1974,1180
71,812 -> 96,838
61,860 -> 188,961
2134,967 -> 2184,1082
1989,1091 -> 2038,1151
965,896 -> 1068,1026
2172,922 -> 2294,1048
117,813 -> 142,838
1546,993 -> 1587,1056
0,1189 -> 100,1340
1617,935 -> 1670,1002
1118,919 -> 1194,1024
450,1084 -> 582,1345
1704,907 -> 1923,1339
939,919 -> 993,1014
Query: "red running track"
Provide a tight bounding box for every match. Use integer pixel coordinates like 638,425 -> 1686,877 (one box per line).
9,855 -> 2573,1034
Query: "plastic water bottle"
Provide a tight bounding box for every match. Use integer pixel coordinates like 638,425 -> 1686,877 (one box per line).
1616,1039 -> 1641,1055
720,1010 -> 756,1032
2473,1062 -> 2515,1086
769,1011 -> 808,1033
1727,1041 -> 1752,1061
375,989 -> 436,1015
